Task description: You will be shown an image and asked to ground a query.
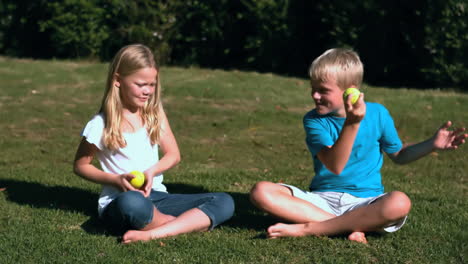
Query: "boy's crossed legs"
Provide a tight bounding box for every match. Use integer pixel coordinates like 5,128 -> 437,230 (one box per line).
250,181 -> 411,243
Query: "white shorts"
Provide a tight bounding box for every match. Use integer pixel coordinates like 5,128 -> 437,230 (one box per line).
281,184 -> 407,233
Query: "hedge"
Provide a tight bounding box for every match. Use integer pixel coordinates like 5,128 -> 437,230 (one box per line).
1,0 -> 466,89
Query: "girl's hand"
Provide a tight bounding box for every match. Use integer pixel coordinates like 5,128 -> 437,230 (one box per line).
142,171 -> 153,197
432,121 -> 467,150
115,173 -> 145,194
344,93 -> 366,125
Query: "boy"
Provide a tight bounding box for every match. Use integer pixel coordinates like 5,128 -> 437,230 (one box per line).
249,48 -> 467,243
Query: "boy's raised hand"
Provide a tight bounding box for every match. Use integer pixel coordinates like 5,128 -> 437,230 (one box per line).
432,121 -> 467,150
344,92 -> 366,124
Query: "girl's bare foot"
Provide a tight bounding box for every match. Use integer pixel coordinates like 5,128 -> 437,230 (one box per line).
122,214 -> 176,244
348,231 -> 368,244
122,230 -> 154,244
122,208 -> 211,244
267,223 -> 308,238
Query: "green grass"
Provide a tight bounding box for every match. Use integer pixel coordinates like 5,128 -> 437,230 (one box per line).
0,56 -> 467,264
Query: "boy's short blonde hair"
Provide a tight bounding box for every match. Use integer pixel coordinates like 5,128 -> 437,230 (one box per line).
309,48 -> 363,90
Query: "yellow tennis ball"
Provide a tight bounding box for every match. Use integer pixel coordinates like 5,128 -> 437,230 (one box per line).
129,171 -> 145,189
343,88 -> 361,104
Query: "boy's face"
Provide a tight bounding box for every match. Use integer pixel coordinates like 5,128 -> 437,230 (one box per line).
311,78 -> 346,117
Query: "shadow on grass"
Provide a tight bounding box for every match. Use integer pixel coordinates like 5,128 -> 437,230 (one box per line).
225,192 -> 277,232
0,179 -> 272,237
0,179 -> 107,234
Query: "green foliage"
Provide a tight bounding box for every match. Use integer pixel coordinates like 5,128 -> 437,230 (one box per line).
0,0 -> 467,88
98,0 -> 179,63
169,0 -> 248,67
310,0 -> 468,88
241,0 -> 291,69
419,0 -> 468,87
39,0 -> 109,58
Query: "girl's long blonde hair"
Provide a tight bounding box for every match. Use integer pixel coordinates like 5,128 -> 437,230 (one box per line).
99,44 -> 163,150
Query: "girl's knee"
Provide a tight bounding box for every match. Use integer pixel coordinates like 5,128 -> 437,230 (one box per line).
108,191 -> 154,230
214,192 -> 235,220
114,191 -> 148,212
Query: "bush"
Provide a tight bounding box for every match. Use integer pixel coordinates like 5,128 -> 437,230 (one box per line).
311,0 -> 468,88
39,0 -> 109,58
168,0 -> 249,68
1,0 -> 467,89
419,0 -> 468,87
97,0 -> 179,63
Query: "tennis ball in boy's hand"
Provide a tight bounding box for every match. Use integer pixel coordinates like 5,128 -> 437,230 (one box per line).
129,171 -> 145,189
343,88 -> 361,104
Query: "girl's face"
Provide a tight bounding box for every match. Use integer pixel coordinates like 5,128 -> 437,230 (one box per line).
116,67 -> 158,112
311,78 -> 346,117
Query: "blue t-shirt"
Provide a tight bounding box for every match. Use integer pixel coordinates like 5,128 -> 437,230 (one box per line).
303,102 -> 402,198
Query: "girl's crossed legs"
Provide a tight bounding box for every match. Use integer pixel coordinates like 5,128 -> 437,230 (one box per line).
102,191 -> 235,243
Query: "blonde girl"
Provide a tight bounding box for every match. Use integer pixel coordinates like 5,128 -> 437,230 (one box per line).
74,44 -> 234,244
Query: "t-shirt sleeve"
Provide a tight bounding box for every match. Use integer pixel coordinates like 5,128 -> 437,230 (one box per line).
378,106 -> 403,154
81,114 -> 105,150
303,113 -> 334,156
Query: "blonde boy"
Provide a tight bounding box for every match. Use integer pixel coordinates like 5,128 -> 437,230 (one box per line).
250,48 -> 467,243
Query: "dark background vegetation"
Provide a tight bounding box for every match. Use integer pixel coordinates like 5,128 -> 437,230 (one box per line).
1,0 -> 467,89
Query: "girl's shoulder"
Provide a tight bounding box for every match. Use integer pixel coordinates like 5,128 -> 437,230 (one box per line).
89,112 -> 105,123
82,113 -> 105,136
81,113 -> 106,150
84,113 -> 105,129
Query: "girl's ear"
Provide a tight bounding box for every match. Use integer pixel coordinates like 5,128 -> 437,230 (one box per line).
113,73 -> 121,88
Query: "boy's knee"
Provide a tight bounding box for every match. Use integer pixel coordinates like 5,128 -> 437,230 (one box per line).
249,181 -> 271,203
249,181 -> 282,206
383,191 -> 411,220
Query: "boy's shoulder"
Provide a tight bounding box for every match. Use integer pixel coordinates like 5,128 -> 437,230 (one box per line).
366,102 -> 391,118
303,108 -> 319,119
303,109 -> 327,125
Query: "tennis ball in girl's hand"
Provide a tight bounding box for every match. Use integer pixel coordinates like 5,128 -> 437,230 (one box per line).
343,88 -> 361,104
130,171 -> 145,189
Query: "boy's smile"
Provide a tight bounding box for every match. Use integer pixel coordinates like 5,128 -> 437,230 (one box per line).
311,79 -> 346,117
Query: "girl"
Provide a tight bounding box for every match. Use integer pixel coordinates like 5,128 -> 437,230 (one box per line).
73,44 -> 235,244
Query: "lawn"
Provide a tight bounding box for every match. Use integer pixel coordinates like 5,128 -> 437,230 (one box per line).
0,57 -> 467,263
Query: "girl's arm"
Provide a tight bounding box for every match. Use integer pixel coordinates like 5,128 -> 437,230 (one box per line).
143,109 -> 181,194
388,121 -> 467,164
73,138 -> 136,192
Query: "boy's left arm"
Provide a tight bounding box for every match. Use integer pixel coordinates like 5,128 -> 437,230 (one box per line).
388,121 -> 467,165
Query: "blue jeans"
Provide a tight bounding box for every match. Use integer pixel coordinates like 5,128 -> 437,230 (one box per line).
102,191 -> 235,233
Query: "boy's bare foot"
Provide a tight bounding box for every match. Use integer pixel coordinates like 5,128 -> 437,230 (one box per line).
267,223 -> 308,238
348,231 -> 368,244
267,223 -> 369,244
